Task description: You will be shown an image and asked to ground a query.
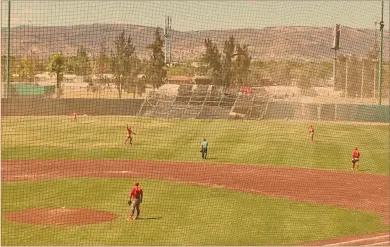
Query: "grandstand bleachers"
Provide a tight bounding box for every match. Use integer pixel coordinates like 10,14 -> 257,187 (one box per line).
231,87 -> 271,119
138,85 -> 269,120
173,84 -> 193,106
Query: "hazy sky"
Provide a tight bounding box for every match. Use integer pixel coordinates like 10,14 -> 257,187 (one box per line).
1,1 -> 389,31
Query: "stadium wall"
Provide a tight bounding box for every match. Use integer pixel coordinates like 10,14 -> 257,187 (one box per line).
261,102 -> 389,123
1,98 -> 143,116
1,99 -> 388,123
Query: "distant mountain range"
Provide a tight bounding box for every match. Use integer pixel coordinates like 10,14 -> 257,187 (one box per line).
1,24 -> 389,61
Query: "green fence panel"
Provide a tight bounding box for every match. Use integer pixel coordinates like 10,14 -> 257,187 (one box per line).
356,105 -> 389,122
335,104 -> 389,123
297,103 -> 319,121
263,102 -> 297,119
320,104 -> 336,121
12,84 -> 55,96
335,104 -> 359,121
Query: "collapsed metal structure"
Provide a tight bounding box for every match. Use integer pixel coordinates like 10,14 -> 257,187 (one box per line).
138,84 -> 271,119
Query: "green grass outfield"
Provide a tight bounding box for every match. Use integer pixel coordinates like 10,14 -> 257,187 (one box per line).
2,178 -> 388,246
2,116 -> 388,174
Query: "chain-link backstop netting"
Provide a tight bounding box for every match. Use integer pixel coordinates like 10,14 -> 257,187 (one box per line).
1,1 -> 390,246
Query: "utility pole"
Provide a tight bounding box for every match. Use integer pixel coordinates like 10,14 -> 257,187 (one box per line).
331,24 -> 341,88
164,16 -> 172,66
374,59 -> 377,98
378,0 -> 384,105
169,16 -> 172,64
6,1 -> 11,98
373,20 -> 379,99
360,58 -> 365,100
345,56 -> 349,98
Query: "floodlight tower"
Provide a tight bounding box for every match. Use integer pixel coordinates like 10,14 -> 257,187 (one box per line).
378,0 -> 384,105
331,24 -> 341,88
164,16 -> 172,65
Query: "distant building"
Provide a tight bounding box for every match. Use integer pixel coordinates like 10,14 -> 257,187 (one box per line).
193,75 -> 211,85
63,74 -> 77,83
91,74 -> 115,80
34,72 -> 55,83
167,75 -> 192,84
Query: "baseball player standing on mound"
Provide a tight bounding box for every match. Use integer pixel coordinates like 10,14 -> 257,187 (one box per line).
128,181 -> 143,220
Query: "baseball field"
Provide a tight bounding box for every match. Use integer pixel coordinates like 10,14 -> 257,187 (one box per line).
1,116 -> 389,245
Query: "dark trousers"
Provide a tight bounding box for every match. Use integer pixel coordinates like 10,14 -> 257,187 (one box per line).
201,148 -> 207,159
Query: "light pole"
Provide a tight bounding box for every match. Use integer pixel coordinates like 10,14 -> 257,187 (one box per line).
360,58 -> 365,100
5,1 -> 11,98
373,20 -> 379,100
345,55 -> 351,98
332,24 -> 341,88
378,0 -> 384,105
373,59 -> 377,98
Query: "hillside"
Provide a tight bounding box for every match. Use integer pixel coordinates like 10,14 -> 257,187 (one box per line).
1,24 -> 389,61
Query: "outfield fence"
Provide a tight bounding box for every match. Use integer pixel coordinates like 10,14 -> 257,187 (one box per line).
2,98 -> 389,123
1,98 -> 143,116
262,102 -> 390,122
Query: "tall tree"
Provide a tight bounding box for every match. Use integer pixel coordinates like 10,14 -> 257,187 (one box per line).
221,36 -> 235,86
110,30 -> 137,98
76,46 -> 91,76
1,56 -> 16,82
232,44 -> 251,85
126,57 -> 145,99
202,38 -> 222,85
67,46 -> 91,76
17,56 -> 34,82
47,52 -> 66,97
146,28 -> 167,90
97,36 -> 110,74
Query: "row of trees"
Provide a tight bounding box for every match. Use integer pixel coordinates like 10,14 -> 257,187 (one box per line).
1,32 -> 388,98
1,28 -> 166,98
201,36 -> 251,86
55,29 -> 166,98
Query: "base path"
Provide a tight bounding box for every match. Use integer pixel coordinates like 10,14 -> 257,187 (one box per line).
2,160 -> 389,245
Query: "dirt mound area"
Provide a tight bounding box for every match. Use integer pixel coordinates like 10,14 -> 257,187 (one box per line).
2,160 -> 388,245
5,208 -> 116,226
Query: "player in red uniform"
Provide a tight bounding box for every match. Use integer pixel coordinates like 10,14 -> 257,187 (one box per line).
73,112 -> 78,121
308,125 -> 314,142
128,182 -> 143,220
351,147 -> 360,171
124,125 -> 136,145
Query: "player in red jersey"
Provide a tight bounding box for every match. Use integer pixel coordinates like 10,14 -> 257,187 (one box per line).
308,125 -> 314,142
73,112 -> 78,121
124,125 -> 136,145
128,182 -> 143,220
351,147 -> 360,171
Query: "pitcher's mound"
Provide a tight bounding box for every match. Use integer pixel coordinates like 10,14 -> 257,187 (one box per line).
5,208 -> 116,226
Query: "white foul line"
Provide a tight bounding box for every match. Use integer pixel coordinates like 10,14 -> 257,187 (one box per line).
325,235 -> 389,246
368,241 -> 390,246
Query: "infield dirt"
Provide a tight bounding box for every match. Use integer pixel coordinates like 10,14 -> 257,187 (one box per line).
2,160 -> 389,245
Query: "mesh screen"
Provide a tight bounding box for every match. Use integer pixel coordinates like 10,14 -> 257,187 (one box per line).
1,1 -> 389,246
